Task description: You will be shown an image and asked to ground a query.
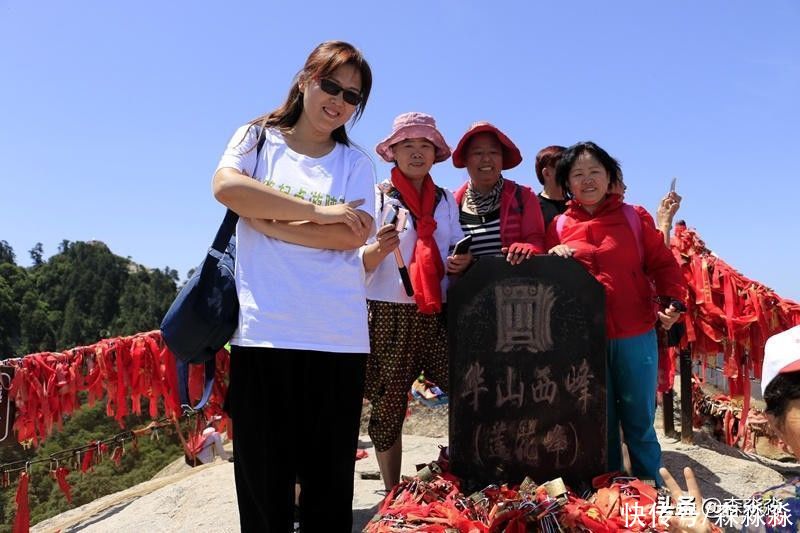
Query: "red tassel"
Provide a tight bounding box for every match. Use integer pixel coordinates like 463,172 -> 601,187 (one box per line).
161,345 -> 181,417
54,466 -> 73,503
111,445 -> 124,467
81,446 -> 95,473
12,472 -> 29,533
115,342 -> 129,425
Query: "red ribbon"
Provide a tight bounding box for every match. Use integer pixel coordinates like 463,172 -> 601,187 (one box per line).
12,472 -> 29,533
54,466 -> 73,503
81,445 -> 96,473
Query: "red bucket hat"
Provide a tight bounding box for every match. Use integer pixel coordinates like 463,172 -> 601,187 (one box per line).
375,112 -> 451,163
451,121 -> 522,170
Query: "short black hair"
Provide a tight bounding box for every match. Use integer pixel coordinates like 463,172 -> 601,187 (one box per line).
555,141 -> 621,199
764,371 -> 800,423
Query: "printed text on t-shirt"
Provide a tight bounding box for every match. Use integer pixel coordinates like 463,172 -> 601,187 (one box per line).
264,179 -> 345,206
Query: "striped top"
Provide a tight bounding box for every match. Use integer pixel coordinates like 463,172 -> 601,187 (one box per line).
459,208 -> 502,257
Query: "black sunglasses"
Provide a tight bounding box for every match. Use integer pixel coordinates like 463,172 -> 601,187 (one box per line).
318,78 -> 362,106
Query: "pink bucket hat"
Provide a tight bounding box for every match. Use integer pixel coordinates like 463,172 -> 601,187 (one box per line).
761,325 -> 800,395
375,112 -> 451,163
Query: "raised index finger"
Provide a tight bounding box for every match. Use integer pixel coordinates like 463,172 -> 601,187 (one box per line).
683,467 -> 703,502
659,467 -> 683,502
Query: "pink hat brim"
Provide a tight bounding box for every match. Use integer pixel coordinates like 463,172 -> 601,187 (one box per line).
375,124 -> 451,164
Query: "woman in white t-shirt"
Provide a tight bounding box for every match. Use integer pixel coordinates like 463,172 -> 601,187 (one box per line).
363,112 -> 471,491
212,41 -> 375,532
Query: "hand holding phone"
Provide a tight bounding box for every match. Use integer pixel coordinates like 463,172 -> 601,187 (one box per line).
657,177 -> 682,234
382,205 -> 409,232
383,205 -> 398,227
452,235 -> 472,255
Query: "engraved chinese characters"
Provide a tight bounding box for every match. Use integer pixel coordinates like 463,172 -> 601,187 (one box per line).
448,256 -> 606,489
495,285 -> 555,353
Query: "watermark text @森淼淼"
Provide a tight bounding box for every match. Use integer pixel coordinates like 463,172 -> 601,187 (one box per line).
623,495 -> 793,529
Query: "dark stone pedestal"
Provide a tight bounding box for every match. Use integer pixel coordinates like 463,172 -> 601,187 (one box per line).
448,255 -> 607,490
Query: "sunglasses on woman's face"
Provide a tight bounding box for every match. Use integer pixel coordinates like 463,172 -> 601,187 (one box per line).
318,78 -> 362,106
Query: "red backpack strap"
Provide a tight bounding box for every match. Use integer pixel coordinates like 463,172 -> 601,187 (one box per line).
622,204 -> 643,263
557,206 -> 642,261
513,183 -> 524,213
555,213 -> 567,240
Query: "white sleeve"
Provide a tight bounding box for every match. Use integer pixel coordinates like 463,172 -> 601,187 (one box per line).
364,185 -> 384,245
215,124 -> 260,178
346,153 -> 377,224
446,189 -> 464,247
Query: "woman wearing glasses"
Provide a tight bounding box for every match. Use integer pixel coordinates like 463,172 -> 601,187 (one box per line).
213,41 -> 375,532
546,141 -> 686,485
452,122 -> 546,264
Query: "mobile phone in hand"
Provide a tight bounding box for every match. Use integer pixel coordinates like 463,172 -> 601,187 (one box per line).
452,235 -> 472,255
382,205 -> 409,231
383,205 -> 398,227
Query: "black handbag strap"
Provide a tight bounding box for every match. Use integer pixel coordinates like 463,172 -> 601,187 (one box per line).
210,126 -> 268,253
210,209 -> 240,253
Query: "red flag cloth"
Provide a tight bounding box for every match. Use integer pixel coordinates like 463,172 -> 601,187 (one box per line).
390,167 -> 444,314
54,466 -> 73,503
111,446 -> 124,467
12,472 -> 29,533
81,446 -> 96,473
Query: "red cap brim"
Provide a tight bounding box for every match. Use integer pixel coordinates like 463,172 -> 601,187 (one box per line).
780,359 -> 800,375
451,123 -> 522,170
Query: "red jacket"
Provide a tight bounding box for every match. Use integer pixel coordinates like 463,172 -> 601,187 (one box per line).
454,178 -> 546,253
545,194 -> 687,339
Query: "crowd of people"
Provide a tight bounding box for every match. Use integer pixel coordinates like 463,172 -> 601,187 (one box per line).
210,40 -> 796,532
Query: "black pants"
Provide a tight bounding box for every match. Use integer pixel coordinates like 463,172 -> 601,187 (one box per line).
226,346 -> 367,533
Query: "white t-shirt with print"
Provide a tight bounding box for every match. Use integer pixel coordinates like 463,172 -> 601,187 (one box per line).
365,182 -> 464,304
216,125 -> 375,353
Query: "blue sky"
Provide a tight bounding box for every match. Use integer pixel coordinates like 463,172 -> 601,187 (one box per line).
1,1 -> 798,301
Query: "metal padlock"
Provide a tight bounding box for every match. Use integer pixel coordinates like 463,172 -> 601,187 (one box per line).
415,461 -> 441,482
543,477 -> 568,502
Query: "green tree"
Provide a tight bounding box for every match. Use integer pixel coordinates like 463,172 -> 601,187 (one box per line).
28,243 -> 44,267
0,242 -> 14,265
5,240 -> 178,355
0,240 -> 182,529
115,266 -> 178,335
0,276 -> 19,356
18,291 -> 57,354
0,264 -> 30,357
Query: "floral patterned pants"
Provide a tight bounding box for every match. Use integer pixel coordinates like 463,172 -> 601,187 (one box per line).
365,300 -> 449,451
